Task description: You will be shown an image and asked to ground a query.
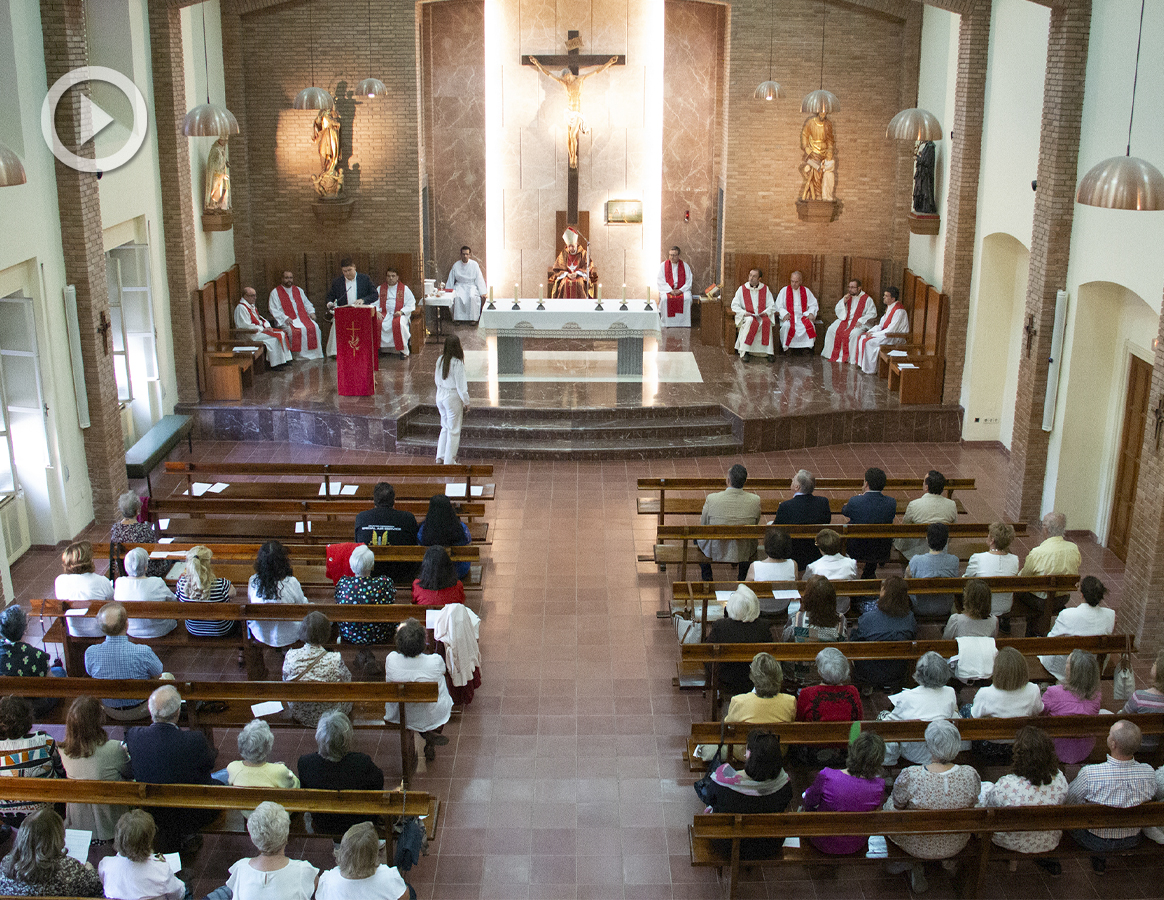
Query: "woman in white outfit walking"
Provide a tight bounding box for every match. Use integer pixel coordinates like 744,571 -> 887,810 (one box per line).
434,335 -> 470,465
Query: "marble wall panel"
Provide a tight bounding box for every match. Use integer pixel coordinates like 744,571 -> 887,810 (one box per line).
555,0 -> 592,50
590,0 -> 630,56
624,127 -> 646,193
520,126 -> 558,190
605,65 -> 646,129
504,188 -> 542,249
518,0 -> 558,57
496,128 -> 523,187
502,63 -> 542,129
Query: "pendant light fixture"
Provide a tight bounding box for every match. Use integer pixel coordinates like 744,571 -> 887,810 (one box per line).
294,0 -> 335,110
801,2 -> 838,115
356,0 -> 386,99
0,142 -> 26,187
1075,0 -> 1164,210
183,3 -> 240,137
886,107 -> 943,142
753,10 -> 783,101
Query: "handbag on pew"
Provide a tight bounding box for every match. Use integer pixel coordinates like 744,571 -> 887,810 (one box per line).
351,647 -> 385,681
692,721 -> 729,806
1112,636 -> 1136,702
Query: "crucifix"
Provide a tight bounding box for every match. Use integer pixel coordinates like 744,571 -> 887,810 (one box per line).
523,31 -> 625,225
97,311 -> 113,356
1023,314 -> 1037,358
1153,394 -> 1164,451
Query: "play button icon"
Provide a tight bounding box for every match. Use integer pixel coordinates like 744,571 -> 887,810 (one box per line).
41,66 -> 148,174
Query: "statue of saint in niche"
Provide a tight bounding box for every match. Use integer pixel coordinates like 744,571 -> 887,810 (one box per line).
528,54 -> 619,170
312,105 -> 344,197
799,109 -> 836,201
203,136 -> 231,211
912,140 -> 938,215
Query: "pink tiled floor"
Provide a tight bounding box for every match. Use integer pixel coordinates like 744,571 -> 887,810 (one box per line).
7,439 -> 1154,899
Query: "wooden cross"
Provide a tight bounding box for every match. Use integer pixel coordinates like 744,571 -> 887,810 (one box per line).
523,31 -> 626,225
97,311 -> 112,356
1023,314 -> 1037,358
1153,395 -> 1164,451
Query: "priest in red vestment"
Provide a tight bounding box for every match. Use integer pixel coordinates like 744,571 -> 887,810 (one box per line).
821,279 -> 877,363
656,245 -> 693,327
550,227 -> 597,299
234,287 -> 291,366
775,270 -> 819,352
268,271 -> 323,360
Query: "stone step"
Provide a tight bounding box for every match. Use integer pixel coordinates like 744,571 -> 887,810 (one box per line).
400,410 -> 736,443
394,431 -> 742,460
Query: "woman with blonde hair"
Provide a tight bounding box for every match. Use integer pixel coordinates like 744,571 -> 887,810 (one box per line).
1119,648 -> 1164,753
55,540 -> 112,637
1042,649 -> 1102,764
964,521 -> 1019,616
942,579 -> 998,639
965,647 -> 1044,761
97,810 -> 185,900
317,821 -> 409,900
58,696 -> 130,843
175,545 -> 237,636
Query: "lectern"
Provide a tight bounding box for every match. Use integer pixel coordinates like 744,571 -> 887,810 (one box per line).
335,305 -> 378,396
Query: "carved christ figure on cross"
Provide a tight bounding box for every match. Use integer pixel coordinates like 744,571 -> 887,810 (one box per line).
528,55 -> 619,169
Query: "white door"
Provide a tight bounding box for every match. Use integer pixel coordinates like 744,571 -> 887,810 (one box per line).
107,243 -> 160,439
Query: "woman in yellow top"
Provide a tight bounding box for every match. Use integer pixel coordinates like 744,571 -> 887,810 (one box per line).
725,652 -> 796,724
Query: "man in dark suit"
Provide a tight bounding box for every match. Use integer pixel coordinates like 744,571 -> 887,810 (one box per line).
125,685 -> 218,852
326,256 -> 377,309
773,469 -> 832,573
841,466 -> 897,578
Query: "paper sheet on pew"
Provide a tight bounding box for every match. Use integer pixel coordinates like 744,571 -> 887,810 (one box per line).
209,482 -> 229,493
64,829 -> 91,862
444,484 -> 485,498
865,836 -> 888,858
158,519 -> 170,530
65,608 -> 88,617
897,363 -> 918,369
295,522 -> 313,533
318,482 -> 345,496
426,610 -> 440,629
159,537 -> 174,544
149,550 -> 187,559
184,482 -> 213,497
251,700 -> 284,717
165,852 -> 182,873
887,350 -> 909,357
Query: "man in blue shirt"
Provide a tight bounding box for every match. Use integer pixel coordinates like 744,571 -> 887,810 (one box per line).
84,602 -> 164,721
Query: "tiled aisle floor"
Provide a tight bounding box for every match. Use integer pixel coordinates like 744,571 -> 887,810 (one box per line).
8,440 -> 1154,899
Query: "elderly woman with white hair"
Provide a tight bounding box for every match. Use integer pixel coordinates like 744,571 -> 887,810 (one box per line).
283,612 -> 353,727
886,719 -> 981,894
111,492 -> 171,578
205,802 -> 318,900
792,648 -> 862,765
705,585 -> 772,698
297,711 -> 384,836
112,547 -> 177,638
881,651 -> 961,766
226,720 -> 300,789
317,821 -> 409,900
334,544 -> 397,644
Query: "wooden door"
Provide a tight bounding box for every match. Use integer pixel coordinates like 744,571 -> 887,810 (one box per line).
1108,354 -> 1153,560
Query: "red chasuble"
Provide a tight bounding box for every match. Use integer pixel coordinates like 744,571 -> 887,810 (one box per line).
335,306 -> 378,396
274,285 -> 319,352
742,285 -> 771,346
242,302 -> 289,350
830,292 -> 870,363
377,284 -> 407,351
664,260 -> 687,316
782,285 -> 816,349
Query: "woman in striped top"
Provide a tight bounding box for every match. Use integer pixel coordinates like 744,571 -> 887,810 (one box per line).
176,545 -> 237,636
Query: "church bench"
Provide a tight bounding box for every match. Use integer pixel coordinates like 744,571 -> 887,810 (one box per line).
124,415 -> 194,494
639,494 -> 966,521
0,676 -> 439,786
654,522 -> 1027,581
689,803 -> 1164,900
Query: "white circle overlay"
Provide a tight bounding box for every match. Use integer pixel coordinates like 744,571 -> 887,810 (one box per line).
41,66 -> 148,174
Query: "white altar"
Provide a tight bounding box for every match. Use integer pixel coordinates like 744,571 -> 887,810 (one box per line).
478,298 -> 661,377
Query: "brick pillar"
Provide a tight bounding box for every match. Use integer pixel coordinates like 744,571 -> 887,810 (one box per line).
1005,0 -> 1092,523
938,0 -> 990,403
39,0 -> 128,519
148,1 -> 202,403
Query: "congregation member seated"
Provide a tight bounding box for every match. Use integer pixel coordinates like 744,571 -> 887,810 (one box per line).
111,491 -> 171,578
744,528 -> 796,587
905,523 -> 959,618
84,602 -> 165,722
298,711 -> 384,835
1120,648 -> 1164,753
247,540 -> 309,654
795,648 -> 862,760
317,821 -> 410,900
114,547 -> 178,638
983,726 -> 1068,874
55,540 -> 112,637
1041,649 -> 1102,765
59,696 -> 131,843
227,719 -> 301,789
697,730 -> 792,860
964,521 -> 1020,616
886,719 -> 980,894
773,469 -> 832,573
335,544 -> 397,644
724,652 -> 796,725
418,494 -> 472,580
412,546 -> 466,606
804,529 -> 857,603
852,576 -> 917,690
384,619 -> 454,761
205,802 -> 319,900
881,652 -> 960,766
175,545 -> 236,637
98,809 -> 186,900
706,586 -> 771,699
894,470 -> 957,561
0,606 -> 60,715
841,467 -> 897,579
782,575 -> 847,644
283,612 -> 353,727
0,696 -> 65,831
801,731 -> 889,855
125,685 -> 218,853
0,808 -> 102,897
1065,720 -> 1158,873
696,464 -> 761,582
1037,575 -> 1114,681
964,647 -> 1044,761
942,579 -> 997,639
355,482 -> 420,585
1011,511 -> 1082,636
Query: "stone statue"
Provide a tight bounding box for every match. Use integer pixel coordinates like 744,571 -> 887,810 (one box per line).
528,55 -> 618,169
311,105 -> 344,197
799,110 -> 836,201
203,136 -> 230,211
913,140 -> 937,215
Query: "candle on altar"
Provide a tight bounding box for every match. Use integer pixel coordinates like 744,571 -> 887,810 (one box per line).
622,284 -> 627,302
597,284 -> 602,301
488,286 -> 493,301
646,287 -> 651,304
539,283 -> 544,301
514,283 -> 519,299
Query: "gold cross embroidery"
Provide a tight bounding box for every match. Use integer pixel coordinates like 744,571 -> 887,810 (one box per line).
347,319 -> 361,351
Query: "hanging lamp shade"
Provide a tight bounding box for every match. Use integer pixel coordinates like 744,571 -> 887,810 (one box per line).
293,86 -> 334,110
182,103 -> 240,137
801,89 -> 839,115
886,107 -> 943,142
754,80 -> 783,102
356,77 -> 387,99
0,142 -> 27,187
1075,155 -> 1164,211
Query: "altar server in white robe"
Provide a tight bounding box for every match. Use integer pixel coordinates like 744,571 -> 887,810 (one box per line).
730,268 -> 776,359
821,279 -> 877,364
656,246 -> 693,327
267,270 -> 323,360
444,245 -> 487,323
234,287 -> 291,366
775,270 -> 819,351
856,286 -> 910,374
375,267 -> 416,357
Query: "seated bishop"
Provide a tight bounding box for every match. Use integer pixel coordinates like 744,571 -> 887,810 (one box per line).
775,271 -> 819,351
656,246 -> 693,327
821,279 -> 877,364
445,246 -> 487,322
856,286 -> 909,374
730,268 -> 776,359
235,287 -> 291,366
375,268 -> 416,357
268,270 -> 323,360
551,227 -> 596,299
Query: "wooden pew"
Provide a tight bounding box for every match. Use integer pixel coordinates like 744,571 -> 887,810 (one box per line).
0,676 -> 439,785
654,522 -> 1028,581
689,803 -> 1164,900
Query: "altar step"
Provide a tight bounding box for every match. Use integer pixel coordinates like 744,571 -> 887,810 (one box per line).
394,404 -> 742,459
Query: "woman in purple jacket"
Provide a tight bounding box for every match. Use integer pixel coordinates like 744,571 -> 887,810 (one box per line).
801,731 -> 888,854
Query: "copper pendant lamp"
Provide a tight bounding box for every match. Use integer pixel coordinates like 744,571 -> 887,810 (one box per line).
886,107 -> 942,142
356,0 -> 387,99
183,4 -> 239,137
0,142 -> 27,187
801,2 -> 838,115
294,0 -> 335,110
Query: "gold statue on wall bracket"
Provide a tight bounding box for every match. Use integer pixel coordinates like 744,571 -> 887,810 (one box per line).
203,136 -> 231,211
312,104 -> 344,197
799,109 -> 836,201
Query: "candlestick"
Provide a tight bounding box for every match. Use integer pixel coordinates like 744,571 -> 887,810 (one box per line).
597,284 -> 603,302
488,286 -> 493,301
512,283 -> 520,310
645,286 -> 653,311
622,284 -> 627,302
539,284 -> 544,302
